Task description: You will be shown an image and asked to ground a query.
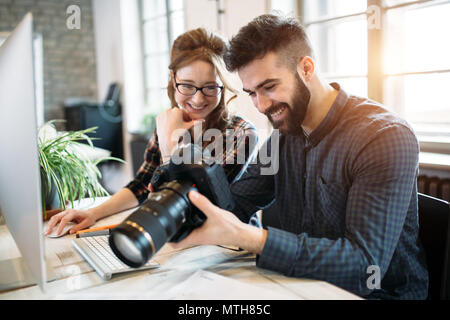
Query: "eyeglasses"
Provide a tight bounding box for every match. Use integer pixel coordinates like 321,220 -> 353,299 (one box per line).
175,81 -> 224,97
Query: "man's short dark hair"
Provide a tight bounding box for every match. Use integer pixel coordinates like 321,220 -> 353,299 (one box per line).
224,14 -> 314,72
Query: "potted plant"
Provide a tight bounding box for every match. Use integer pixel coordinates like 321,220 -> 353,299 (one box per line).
38,120 -> 124,220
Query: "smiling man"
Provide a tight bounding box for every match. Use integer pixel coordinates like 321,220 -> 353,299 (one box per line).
172,14 -> 429,299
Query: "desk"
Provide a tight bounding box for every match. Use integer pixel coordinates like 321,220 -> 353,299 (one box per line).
0,197 -> 361,300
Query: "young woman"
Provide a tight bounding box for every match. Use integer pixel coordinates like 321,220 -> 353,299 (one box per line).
45,28 -> 257,236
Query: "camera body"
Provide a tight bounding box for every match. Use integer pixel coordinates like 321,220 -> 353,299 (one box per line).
109,144 -> 235,268
150,159 -> 235,242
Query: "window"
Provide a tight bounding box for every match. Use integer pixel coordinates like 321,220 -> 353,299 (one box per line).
302,0 -> 450,150
140,0 -> 185,116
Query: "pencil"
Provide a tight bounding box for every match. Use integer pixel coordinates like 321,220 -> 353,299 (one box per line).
75,223 -> 119,237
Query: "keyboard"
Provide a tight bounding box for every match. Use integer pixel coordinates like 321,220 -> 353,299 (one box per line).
72,235 -> 159,280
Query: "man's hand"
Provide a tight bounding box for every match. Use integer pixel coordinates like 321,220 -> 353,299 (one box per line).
170,190 -> 268,254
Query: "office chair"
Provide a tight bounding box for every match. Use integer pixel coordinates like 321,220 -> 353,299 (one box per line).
418,192 -> 450,300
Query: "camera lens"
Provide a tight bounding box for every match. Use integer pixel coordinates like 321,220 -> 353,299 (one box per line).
111,232 -> 143,264
109,180 -> 196,268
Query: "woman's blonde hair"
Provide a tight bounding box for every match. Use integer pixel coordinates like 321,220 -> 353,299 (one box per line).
167,28 -> 237,131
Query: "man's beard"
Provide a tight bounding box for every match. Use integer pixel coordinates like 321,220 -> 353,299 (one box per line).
265,73 -> 310,136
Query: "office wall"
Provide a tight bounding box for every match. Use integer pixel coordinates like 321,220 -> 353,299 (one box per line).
91,0 -> 147,180
91,0 -> 124,104
91,0 -> 133,180
92,0 -> 145,135
0,0 -> 98,122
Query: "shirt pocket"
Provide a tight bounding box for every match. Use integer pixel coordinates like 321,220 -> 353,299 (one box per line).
315,177 -> 348,236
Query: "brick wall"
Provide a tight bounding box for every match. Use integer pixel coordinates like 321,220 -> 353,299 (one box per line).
0,0 -> 98,124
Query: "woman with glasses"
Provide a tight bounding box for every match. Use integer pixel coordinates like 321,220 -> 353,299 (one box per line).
45,28 -> 258,236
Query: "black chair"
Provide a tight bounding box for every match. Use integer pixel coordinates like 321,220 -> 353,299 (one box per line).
418,193 -> 450,300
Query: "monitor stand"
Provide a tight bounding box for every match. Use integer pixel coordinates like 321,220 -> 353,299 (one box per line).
0,257 -> 57,293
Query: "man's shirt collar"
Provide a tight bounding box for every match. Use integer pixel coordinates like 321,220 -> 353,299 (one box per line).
306,82 -> 349,147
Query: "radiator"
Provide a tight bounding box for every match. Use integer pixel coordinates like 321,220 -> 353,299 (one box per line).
418,175 -> 450,202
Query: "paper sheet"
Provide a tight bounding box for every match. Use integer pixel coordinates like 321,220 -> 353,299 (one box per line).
157,269 -> 300,300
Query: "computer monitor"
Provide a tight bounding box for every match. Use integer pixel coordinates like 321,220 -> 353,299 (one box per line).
0,13 -> 47,292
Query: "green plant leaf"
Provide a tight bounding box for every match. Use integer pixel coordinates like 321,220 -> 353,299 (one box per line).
38,120 -> 123,215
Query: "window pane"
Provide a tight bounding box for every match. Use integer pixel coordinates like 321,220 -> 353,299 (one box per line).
384,2 -> 450,74
270,0 -> 298,16
142,0 -> 167,20
169,0 -> 184,11
307,17 -> 367,76
145,54 -> 170,89
146,88 -> 171,113
303,0 -> 366,22
170,10 -> 185,43
142,17 -> 169,54
384,73 -> 450,130
141,0 -> 185,113
326,77 -> 368,98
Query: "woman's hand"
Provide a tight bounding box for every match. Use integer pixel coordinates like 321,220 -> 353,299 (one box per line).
45,208 -> 97,236
156,108 -> 197,162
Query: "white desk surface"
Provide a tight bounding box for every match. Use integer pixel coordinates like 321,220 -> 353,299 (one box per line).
0,197 -> 362,300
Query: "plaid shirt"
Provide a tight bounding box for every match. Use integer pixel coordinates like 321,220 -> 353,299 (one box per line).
231,83 -> 429,299
126,115 -> 257,204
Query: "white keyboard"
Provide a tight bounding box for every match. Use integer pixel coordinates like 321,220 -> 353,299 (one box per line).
83,235 -> 129,270
73,235 -> 159,280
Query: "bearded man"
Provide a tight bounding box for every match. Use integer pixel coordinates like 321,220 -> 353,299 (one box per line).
171,14 -> 428,300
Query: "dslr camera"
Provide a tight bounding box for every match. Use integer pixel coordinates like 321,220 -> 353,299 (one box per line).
109,144 -> 235,268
